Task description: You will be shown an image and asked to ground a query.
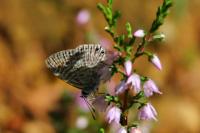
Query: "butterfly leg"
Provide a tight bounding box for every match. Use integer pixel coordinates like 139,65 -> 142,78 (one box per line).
80,95 -> 96,120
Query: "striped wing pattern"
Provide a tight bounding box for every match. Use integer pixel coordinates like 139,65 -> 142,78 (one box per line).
45,44 -> 108,97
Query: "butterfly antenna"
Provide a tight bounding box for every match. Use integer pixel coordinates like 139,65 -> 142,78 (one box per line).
81,96 -> 96,120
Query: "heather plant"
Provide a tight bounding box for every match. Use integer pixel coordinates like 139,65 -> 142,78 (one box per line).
97,0 -> 172,132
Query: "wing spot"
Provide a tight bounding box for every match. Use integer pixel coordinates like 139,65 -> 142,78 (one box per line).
54,73 -> 60,76
95,47 -> 99,52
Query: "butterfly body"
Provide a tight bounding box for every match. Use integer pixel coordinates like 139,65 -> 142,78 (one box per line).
45,44 -> 114,97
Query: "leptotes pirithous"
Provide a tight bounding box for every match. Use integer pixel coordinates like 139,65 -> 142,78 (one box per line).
45,44 -> 114,97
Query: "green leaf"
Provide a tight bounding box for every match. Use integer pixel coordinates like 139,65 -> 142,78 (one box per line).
114,35 -> 125,45
105,7 -> 113,25
150,0 -> 172,33
114,44 -> 123,51
113,11 -> 121,18
113,96 -> 119,102
111,64 -> 118,75
97,3 -> 106,13
125,46 -> 132,59
115,56 -> 124,65
134,91 -> 145,99
128,37 -> 135,45
97,3 -> 112,26
126,22 -> 133,38
108,0 -> 113,7
112,10 -> 121,26
105,95 -> 113,101
140,76 -> 148,83
99,128 -> 105,133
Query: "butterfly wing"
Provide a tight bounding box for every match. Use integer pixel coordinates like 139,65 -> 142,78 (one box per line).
45,44 -> 109,96
45,48 -> 84,79
66,66 -> 101,96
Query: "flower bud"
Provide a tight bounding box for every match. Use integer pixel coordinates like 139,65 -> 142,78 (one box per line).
134,29 -> 145,38
150,54 -> 162,70
153,33 -> 165,41
124,60 -> 132,76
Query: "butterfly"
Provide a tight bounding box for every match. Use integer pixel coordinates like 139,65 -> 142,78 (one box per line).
45,44 -> 117,97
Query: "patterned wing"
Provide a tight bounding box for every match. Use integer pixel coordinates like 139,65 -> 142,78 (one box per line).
66,66 -> 101,96
73,44 -> 107,68
45,44 -> 109,96
45,48 -> 84,79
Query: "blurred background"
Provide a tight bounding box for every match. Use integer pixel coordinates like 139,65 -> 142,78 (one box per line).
0,0 -> 200,133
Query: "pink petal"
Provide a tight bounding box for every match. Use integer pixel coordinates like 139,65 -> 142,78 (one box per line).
124,60 -> 132,76
150,54 -> 162,70
134,29 -> 145,38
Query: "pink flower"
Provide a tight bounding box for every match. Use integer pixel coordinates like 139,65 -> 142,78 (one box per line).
124,60 -> 132,76
106,106 -> 121,124
138,103 -> 157,121
76,9 -> 90,25
134,29 -> 145,38
126,73 -> 141,93
150,54 -> 162,70
130,127 -> 142,133
115,80 -> 128,95
143,79 -> 162,97
117,127 -> 127,133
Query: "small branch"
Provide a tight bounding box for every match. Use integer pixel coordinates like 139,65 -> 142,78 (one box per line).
121,89 -> 129,126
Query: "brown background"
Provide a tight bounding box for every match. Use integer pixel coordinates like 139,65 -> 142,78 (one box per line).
0,0 -> 200,133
